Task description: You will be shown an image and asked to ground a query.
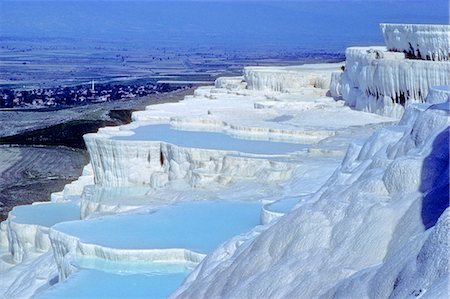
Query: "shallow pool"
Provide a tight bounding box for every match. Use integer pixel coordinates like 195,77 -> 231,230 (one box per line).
11,203 -> 80,227
35,267 -> 189,299
265,197 -> 298,214
113,124 -> 305,155
53,200 -> 261,253
433,85 -> 450,92
74,257 -> 194,275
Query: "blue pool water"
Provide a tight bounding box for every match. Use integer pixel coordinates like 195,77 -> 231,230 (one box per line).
35,268 -> 189,299
11,203 -> 80,227
113,124 -> 305,155
434,85 -> 450,92
53,200 -> 261,253
74,257 -> 194,275
265,197 -> 299,214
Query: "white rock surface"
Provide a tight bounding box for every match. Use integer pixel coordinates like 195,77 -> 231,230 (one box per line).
244,63 -> 343,92
340,47 -> 450,118
427,85 -> 450,104
381,23 -> 450,61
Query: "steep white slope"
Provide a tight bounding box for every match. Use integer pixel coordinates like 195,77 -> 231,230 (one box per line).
324,208 -> 449,299
381,23 -> 450,61
0,251 -> 57,299
172,101 -> 449,298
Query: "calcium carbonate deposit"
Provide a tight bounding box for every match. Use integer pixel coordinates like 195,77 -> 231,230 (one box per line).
0,24 -> 448,299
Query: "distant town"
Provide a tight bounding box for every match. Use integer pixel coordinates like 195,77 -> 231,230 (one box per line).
0,81 -> 183,109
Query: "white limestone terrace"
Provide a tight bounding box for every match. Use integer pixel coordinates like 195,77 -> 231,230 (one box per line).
331,24 -> 450,118
76,140 -> 345,220
130,64 -> 391,142
49,200 -> 262,281
84,130 -> 300,188
112,124 -> 308,155
83,63 -> 392,189
214,76 -> 245,90
338,46 -> 449,117
381,23 -> 450,61
243,63 -> 336,92
35,63 -> 397,298
1,202 -> 79,264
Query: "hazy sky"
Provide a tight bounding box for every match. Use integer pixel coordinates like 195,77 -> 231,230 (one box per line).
1,0 -> 448,51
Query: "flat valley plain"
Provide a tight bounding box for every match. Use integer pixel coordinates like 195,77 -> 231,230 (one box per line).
0,37 -> 343,89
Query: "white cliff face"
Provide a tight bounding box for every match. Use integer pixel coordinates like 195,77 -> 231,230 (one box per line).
3,203 -> 80,263
332,24 -> 450,118
84,132 -> 297,188
172,100 -> 449,299
381,23 -> 450,61
338,47 -> 450,118
243,63 -> 342,93
329,70 -> 343,99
